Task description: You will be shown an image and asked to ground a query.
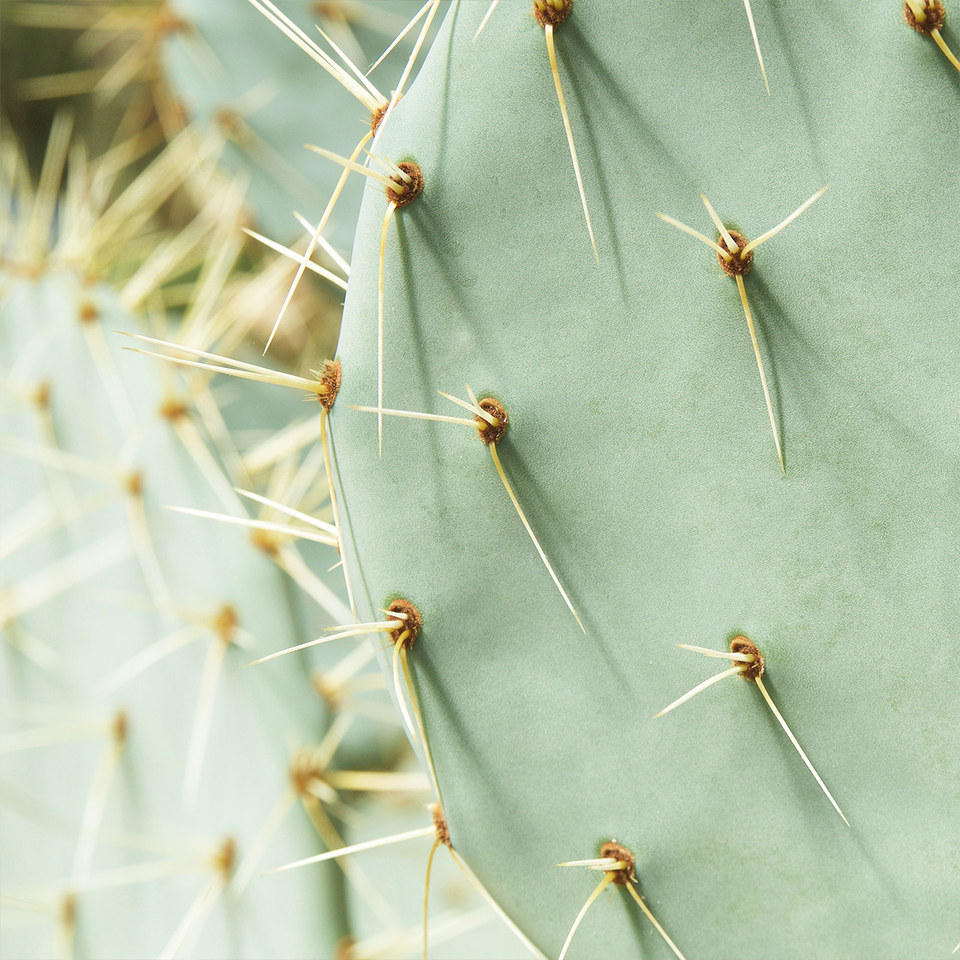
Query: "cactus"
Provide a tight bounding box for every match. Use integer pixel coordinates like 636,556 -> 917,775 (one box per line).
279,0 -> 959,956
7,0 -> 959,957
0,118 -> 447,959
4,0 -> 444,341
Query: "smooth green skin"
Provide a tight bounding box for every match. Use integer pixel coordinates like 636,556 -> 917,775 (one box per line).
0,274 -> 349,959
331,2 -> 960,957
162,0 -> 444,246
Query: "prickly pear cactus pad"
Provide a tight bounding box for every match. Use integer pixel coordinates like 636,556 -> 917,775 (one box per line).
328,1 -> 960,957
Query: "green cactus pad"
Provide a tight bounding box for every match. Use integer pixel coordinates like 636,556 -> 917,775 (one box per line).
329,2 -> 960,957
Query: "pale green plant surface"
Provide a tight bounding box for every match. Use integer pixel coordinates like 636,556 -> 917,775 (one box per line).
161,0 -> 446,246
0,118 -> 441,958
5,0 -> 959,957
320,1 -> 960,957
